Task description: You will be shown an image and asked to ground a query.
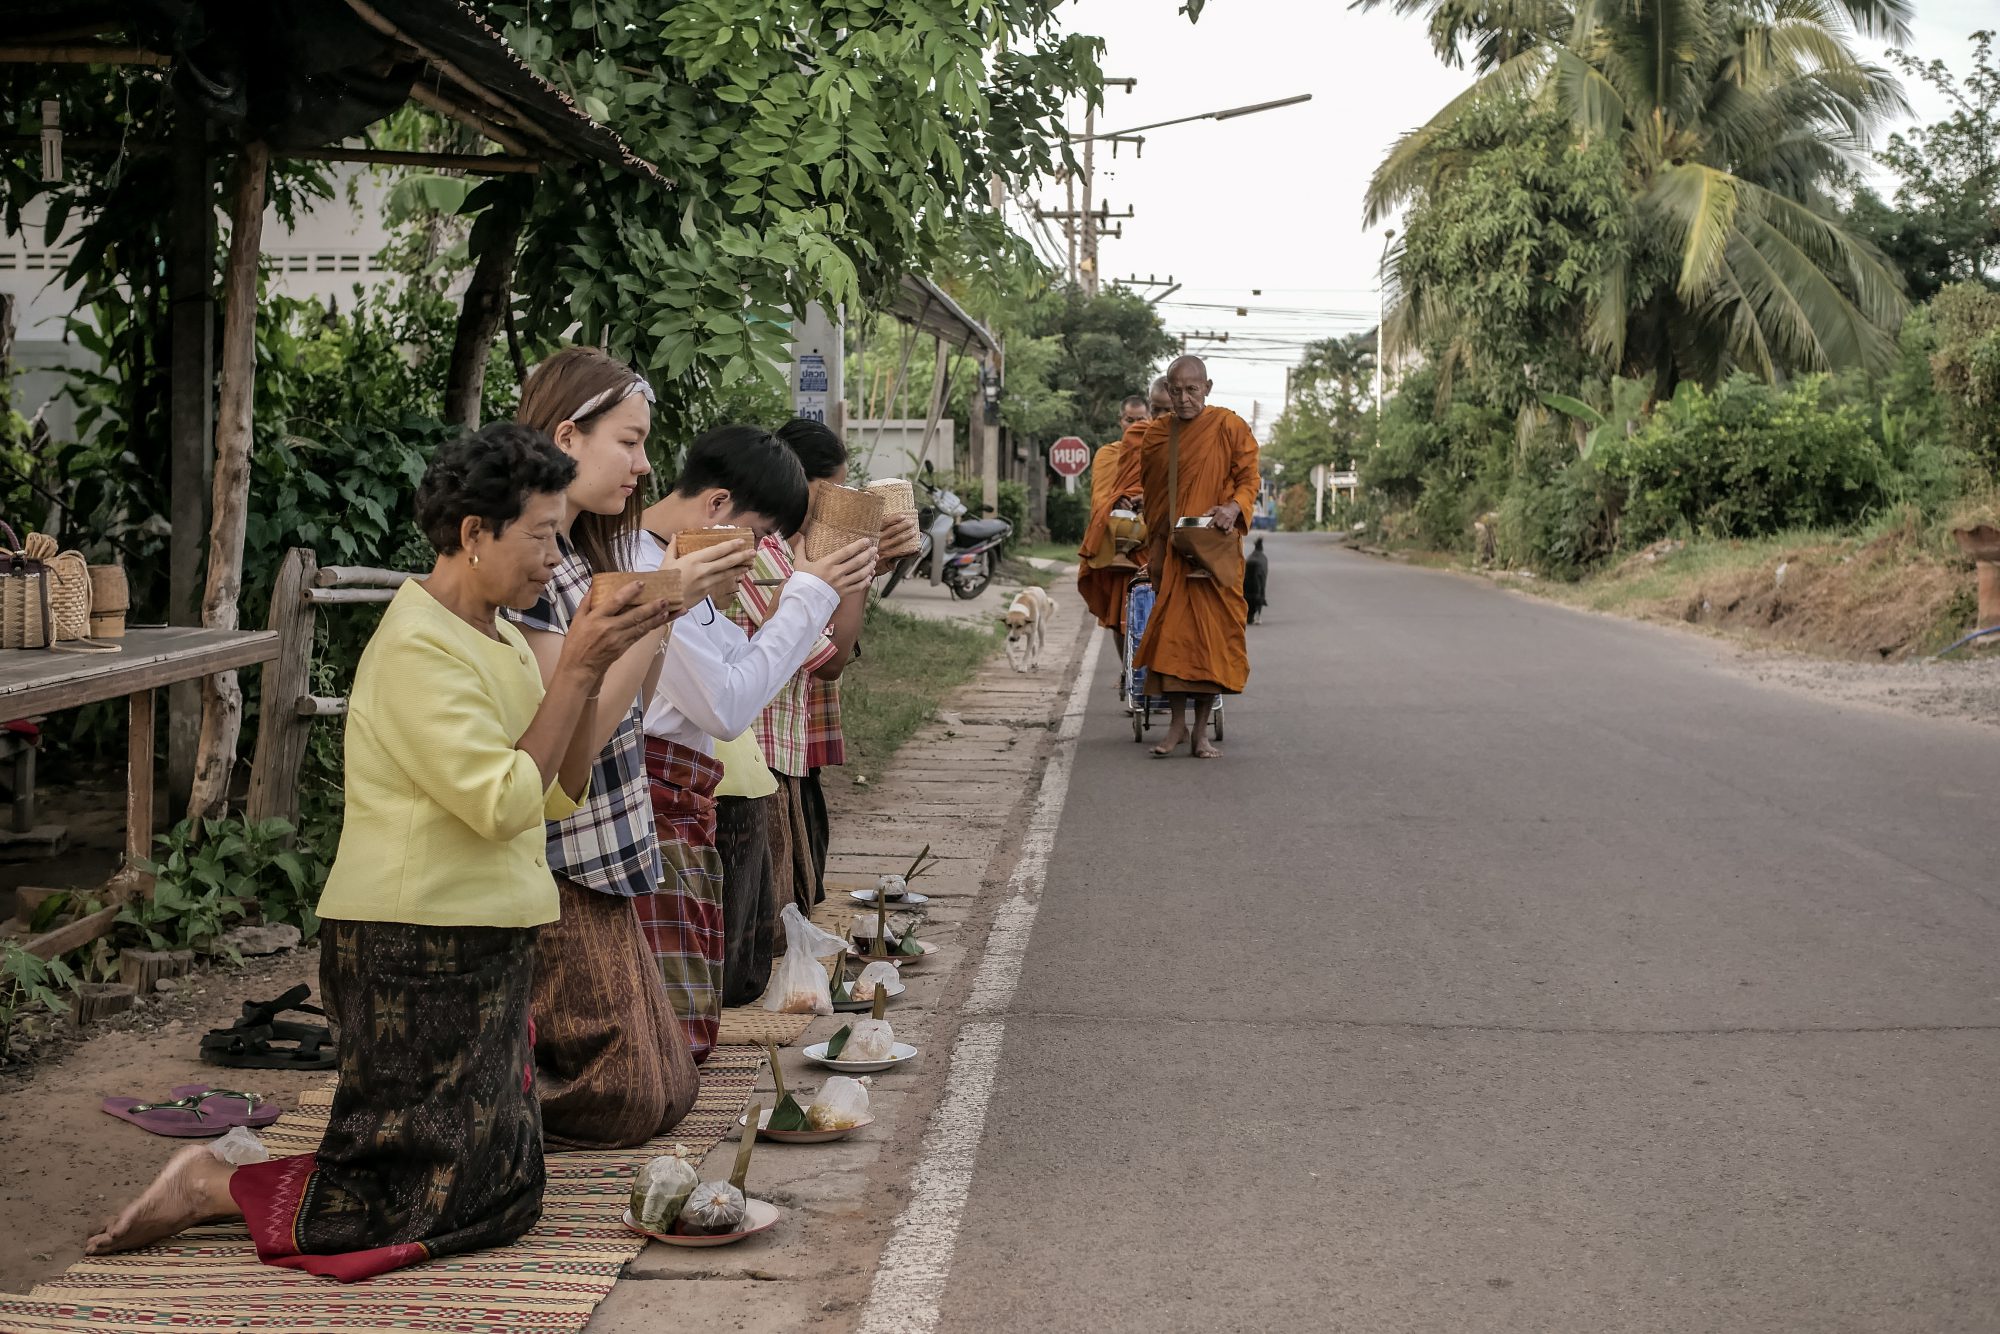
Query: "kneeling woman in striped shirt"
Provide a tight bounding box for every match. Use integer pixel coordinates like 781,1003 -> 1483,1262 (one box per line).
84,425 -> 671,1279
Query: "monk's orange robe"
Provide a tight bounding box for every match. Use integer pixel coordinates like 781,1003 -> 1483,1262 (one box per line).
1114,406 -> 1259,694
1076,427 -> 1145,630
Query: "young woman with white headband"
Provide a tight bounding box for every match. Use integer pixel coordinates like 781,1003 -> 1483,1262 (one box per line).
504,346 -> 756,1149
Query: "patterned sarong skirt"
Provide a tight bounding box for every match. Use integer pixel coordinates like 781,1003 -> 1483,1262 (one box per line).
230,920 -> 542,1282
633,736 -> 726,1062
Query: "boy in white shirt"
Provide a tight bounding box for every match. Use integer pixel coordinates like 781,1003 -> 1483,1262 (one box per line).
628,425 -> 876,1058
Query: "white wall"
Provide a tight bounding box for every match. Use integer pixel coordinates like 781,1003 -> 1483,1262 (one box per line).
846,417 -> 960,482
1,167 -> 410,441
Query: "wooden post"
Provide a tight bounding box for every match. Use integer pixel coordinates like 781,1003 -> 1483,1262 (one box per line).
443,205 -> 523,430
245,548 -> 317,828
168,93 -> 215,810
122,685 -> 156,894
187,140 -> 268,822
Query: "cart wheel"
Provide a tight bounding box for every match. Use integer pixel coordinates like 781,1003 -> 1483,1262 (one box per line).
1212,710 -> 1224,743
1131,710 -> 1144,742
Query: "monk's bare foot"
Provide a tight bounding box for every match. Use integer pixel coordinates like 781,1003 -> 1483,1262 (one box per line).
1151,725 -> 1188,757
86,1145 -> 238,1255
1193,740 -> 1222,759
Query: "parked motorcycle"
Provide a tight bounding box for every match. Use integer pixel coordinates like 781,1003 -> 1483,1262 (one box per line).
880,461 -> 1013,600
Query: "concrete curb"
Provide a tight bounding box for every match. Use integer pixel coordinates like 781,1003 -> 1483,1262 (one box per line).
590,591 -> 1095,1333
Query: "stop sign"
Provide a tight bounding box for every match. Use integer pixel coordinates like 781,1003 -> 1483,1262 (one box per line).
1049,436 -> 1090,477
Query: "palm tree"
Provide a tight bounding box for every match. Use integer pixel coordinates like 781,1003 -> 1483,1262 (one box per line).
1365,0 -> 1914,399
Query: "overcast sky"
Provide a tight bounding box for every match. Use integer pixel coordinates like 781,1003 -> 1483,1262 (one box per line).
1010,0 -> 1995,432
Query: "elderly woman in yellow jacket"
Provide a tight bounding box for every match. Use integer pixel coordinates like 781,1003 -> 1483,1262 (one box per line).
86,424 -> 673,1280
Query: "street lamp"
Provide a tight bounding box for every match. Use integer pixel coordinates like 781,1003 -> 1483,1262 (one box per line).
1069,94 -> 1313,144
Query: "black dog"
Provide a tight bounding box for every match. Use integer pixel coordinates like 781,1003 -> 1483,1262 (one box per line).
1244,536 -> 1268,624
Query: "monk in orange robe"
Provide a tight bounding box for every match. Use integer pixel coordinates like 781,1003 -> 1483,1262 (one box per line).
1076,388 -> 1161,642
1114,356 -> 1258,758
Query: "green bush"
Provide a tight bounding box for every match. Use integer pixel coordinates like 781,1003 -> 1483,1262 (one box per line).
1930,282 -> 2000,470
1045,482 -> 1087,544
1595,376 -> 1888,544
1496,456 -> 1618,577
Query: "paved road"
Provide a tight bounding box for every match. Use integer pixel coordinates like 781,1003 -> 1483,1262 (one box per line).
935,533 -> 2000,1333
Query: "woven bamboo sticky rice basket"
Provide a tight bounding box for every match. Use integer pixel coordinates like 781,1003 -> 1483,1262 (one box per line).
588,565 -> 685,613
805,483 -> 886,562
866,479 -> 921,558
24,533 -> 90,641
88,564 -> 128,639
0,521 -> 50,650
675,525 -> 754,557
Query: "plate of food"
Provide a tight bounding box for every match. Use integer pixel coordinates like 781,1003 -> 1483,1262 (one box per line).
849,887 -> 931,908
832,978 -> 905,1012
803,1040 -> 918,1074
623,1199 -> 781,1247
739,1106 -> 875,1144
748,1047 -> 877,1143
847,938 -> 937,965
627,1101 -> 776,1246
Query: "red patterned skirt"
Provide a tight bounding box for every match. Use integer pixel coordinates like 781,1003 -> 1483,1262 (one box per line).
230,920 -> 541,1282
633,736 -> 726,1062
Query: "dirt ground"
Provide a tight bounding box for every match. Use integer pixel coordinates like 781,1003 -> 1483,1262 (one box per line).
0,946 -> 321,1293
1646,527 -> 1971,661
1722,643 -> 2000,728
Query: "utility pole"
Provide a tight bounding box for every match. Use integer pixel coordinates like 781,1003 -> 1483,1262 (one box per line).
1080,101 -> 1095,296
1064,171 -> 1077,286
1176,330 -> 1229,354
1375,228 -> 1395,435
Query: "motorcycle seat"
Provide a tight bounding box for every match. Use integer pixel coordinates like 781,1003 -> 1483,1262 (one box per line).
954,518 -> 1009,543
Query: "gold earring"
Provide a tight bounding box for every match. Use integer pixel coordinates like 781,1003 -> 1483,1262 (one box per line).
470,552 -> 481,568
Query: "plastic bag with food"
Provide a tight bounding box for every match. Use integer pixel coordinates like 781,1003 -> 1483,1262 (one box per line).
852,961 -> 899,1002
843,1016 -> 896,1062
630,1152 -> 699,1231
761,903 -> 849,1014
807,1075 -> 873,1131
679,1180 -> 747,1235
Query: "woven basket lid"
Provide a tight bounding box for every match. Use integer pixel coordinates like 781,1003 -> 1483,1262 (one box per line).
588,566 -> 684,612
675,525 -> 754,556
865,479 -> 917,515
805,484 -> 886,561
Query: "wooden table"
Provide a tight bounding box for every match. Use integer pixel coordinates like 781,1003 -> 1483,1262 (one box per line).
0,627 -> 280,958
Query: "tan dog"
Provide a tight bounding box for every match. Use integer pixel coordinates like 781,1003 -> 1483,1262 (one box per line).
1004,587 -> 1056,672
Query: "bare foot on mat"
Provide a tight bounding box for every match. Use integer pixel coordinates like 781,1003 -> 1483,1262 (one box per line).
86,1145 -> 239,1255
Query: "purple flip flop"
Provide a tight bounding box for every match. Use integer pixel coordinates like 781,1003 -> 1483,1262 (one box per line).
101,1086 -> 284,1138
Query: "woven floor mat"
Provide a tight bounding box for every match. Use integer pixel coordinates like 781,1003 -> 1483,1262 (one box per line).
1,1049 -> 761,1332
715,1007 -> 815,1047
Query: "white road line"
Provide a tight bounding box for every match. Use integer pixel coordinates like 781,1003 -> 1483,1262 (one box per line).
856,624 -> 1106,1334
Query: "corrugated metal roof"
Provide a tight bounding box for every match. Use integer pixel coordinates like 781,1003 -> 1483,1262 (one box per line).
7,0 -> 661,180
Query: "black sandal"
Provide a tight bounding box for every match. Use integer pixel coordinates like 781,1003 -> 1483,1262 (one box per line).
199,985 -> 335,1070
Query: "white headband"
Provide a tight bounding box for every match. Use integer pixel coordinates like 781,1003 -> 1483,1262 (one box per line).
567,375 -> 655,423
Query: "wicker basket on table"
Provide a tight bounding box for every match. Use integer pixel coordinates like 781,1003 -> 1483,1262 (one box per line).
88,564 -> 128,639
0,522 -> 51,650
26,534 -> 92,643
866,480 -> 921,558
804,483 -> 886,562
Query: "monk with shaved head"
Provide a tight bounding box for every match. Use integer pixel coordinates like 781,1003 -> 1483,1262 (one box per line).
1113,356 -> 1258,757
1077,380 -> 1170,647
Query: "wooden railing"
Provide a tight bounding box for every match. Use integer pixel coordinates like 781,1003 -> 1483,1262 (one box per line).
243,550 -> 424,827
